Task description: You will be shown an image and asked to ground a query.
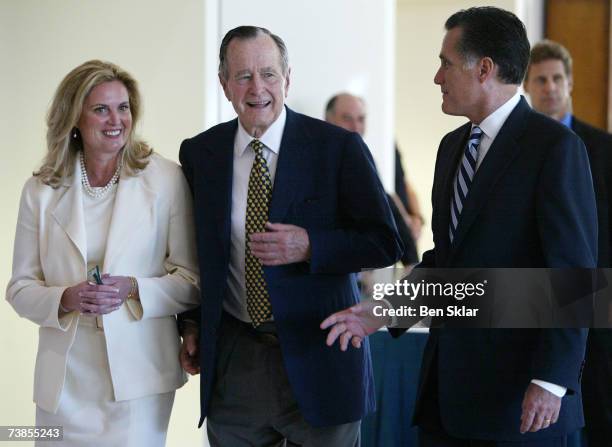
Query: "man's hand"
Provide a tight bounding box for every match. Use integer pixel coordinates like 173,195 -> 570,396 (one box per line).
320,301 -> 387,351
407,214 -> 424,241
249,222 -> 310,265
520,383 -> 562,433
179,325 -> 200,375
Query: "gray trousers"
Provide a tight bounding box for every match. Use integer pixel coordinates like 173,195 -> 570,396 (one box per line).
207,313 -> 360,447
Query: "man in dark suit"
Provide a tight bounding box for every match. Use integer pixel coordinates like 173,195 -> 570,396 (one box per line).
178,26 -> 402,446
324,93 -> 426,242
524,39 -> 612,447
324,92 -> 419,265
322,7 -> 597,446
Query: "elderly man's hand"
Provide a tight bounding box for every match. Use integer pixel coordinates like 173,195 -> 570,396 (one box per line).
520,383 -> 562,433
320,301 -> 387,351
248,222 -> 310,266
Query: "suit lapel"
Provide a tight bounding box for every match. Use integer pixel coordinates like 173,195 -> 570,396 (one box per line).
103,167 -> 157,272
436,124 -> 471,262
448,97 -> 530,260
268,108 -> 308,223
50,157 -> 87,265
203,121 -> 236,257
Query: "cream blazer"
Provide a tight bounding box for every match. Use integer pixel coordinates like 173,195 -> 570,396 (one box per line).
6,153 -> 199,413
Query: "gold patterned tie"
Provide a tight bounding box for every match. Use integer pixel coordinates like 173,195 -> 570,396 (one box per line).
245,139 -> 273,326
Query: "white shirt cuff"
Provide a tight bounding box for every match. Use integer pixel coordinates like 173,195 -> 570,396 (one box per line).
380,298 -> 397,328
531,379 -> 567,397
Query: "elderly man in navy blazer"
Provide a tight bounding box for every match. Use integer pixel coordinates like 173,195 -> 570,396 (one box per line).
322,7 -> 597,447
178,26 -> 402,446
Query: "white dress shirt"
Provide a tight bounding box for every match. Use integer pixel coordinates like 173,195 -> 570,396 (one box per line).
82,183 -> 117,328
224,107 -> 287,323
472,92 -> 521,170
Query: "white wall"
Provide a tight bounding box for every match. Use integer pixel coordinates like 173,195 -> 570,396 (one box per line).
0,1 -> 205,446
516,0 -> 545,45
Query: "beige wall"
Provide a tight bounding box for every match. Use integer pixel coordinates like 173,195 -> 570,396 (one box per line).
0,1 -> 205,445
395,0 -> 517,256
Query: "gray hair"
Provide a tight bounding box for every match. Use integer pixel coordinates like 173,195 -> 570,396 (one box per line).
218,26 -> 289,79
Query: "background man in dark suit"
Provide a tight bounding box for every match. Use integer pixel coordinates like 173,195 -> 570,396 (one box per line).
324,93 -> 426,242
524,39 -> 612,447
178,26 -> 402,446
324,92 -> 419,266
322,7 -> 597,446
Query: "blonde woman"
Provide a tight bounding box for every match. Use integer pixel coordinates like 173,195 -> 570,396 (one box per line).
6,60 -> 199,446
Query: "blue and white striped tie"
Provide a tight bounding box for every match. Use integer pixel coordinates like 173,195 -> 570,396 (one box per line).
449,126 -> 483,243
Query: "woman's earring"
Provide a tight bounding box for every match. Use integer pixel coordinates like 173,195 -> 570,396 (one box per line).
72,128 -> 78,139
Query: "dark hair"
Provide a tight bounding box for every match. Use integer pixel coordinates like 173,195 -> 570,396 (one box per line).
218,25 -> 289,79
445,7 -> 530,84
325,94 -> 340,116
526,39 -> 573,80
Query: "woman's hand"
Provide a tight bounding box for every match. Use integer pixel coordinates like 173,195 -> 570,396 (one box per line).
60,279 -> 122,315
102,275 -> 137,303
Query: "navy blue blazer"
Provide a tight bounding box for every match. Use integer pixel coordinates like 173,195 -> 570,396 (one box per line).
179,107 -> 403,428
412,97 -> 597,441
571,117 -> 612,446
572,116 -> 612,267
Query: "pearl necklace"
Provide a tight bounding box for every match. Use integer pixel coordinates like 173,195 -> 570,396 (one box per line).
80,152 -> 121,198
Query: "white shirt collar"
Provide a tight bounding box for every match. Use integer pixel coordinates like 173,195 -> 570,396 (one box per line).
235,106 -> 287,157
474,92 -> 521,140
